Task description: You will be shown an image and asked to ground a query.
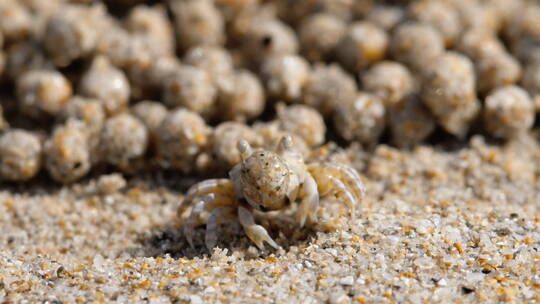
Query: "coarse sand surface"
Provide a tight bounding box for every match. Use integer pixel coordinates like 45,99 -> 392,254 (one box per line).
1,135 -> 539,303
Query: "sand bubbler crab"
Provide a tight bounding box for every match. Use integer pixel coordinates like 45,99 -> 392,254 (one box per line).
178,136 -> 366,251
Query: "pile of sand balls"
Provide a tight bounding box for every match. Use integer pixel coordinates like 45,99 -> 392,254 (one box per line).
0,0 -> 539,183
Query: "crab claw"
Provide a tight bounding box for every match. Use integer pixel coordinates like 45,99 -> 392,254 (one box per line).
296,174 -> 319,227
238,206 -> 281,250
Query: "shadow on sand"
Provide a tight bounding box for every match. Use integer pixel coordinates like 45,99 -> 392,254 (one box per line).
133,214 -> 319,260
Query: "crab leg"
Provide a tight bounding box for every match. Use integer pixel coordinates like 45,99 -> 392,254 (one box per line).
205,206 -> 237,251
327,176 -> 357,217
315,163 -> 366,200
308,163 -> 362,217
238,206 -> 281,250
178,178 -> 236,217
296,173 -> 319,227
308,163 -> 366,200
183,193 -> 238,248
183,199 -> 206,248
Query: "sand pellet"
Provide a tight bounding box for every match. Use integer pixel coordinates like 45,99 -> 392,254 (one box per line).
0,129 -> 42,181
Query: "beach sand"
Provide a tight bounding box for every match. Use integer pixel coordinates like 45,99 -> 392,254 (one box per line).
1,135 -> 539,303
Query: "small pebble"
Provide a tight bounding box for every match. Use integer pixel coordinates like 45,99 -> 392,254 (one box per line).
388,94 -> 435,148
44,4 -> 107,66
503,1 -> 537,42
366,5 -> 404,31
16,69 -> 73,119
184,45 -> 234,88
189,295 -> 203,304
0,0 -> 32,42
125,4 -> 175,57
170,0 -> 225,51
146,55 -> 183,88
217,69 -> 265,122
390,22 -> 445,73
276,0 -> 357,24
5,40 -> 53,79
334,92 -> 386,145
155,108 -> 211,172
298,13 -> 347,61
95,23 -> 143,68
45,120 -> 91,183
422,52 -> 480,137
483,85 -> 534,139
521,61 -> 540,110
458,28 -> 505,60
409,0 -> 462,47
303,63 -> 357,116
361,61 -> 415,107
242,18 -> 298,67
0,129 -> 42,181
57,96 -> 106,164
100,113 -> 149,169
163,65 -> 217,118
476,50 -> 522,94
336,21 -> 388,73
329,293 -> 350,304
261,54 -> 310,102
79,56 -> 130,116
130,101 -> 168,138
276,103 -> 325,147
339,276 -> 354,286
453,1 -> 500,32
97,173 -> 127,195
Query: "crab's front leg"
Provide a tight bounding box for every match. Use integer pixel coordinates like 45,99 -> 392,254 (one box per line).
274,136 -> 320,227
296,173 -> 319,227
238,206 -> 281,250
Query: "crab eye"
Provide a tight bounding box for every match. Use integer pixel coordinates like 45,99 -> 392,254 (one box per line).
238,140 -> 249,152
259,205 -> 269,212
